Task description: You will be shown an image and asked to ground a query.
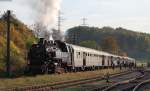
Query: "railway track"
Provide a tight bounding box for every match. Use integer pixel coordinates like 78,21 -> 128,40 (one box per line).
85,70 -> 143,91
1,70 -> 134,91
133,79 -> 150,91
100,69 -> 150,91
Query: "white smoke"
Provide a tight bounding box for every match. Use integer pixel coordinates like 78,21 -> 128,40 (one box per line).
30,0 -> 61,28
25,0 -> 62,38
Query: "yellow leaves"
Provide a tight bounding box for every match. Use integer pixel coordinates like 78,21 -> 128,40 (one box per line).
0,34 -> 21,55
0,36 -> 6,47
0,21 -> 6,36
10,25 -> 25,49
0,18 -> 36,74
10,41 -> 20,54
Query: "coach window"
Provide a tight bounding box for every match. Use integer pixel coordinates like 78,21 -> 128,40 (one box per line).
79,52 -> 81,58
85,53 -> 87,56
78,52 -> 80,55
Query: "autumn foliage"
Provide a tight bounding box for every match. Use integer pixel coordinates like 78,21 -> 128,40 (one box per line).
0,15 -> 36,75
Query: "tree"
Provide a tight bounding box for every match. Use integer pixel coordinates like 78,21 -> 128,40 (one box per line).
65,26 -> 150,61
79,40 -> 101,50
101,36 -> 120,55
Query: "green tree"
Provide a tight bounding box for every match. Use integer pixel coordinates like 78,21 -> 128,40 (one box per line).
79,40 -> 101,50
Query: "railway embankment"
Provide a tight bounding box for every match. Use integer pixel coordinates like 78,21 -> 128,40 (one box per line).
0,68 -> 128,90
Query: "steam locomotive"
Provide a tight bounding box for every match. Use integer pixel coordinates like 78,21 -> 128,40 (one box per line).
27,38 -> 136,74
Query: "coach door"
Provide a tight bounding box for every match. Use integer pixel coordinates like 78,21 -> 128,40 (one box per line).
67,45 -> 74,66
110,56 -> 113,66
83,52 -> 86,66
102,55 -> 105,66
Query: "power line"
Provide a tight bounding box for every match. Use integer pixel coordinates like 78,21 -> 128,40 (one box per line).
57,10 -> 65,32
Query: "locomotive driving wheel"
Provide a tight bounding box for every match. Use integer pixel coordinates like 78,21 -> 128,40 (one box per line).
41,62 -> 50,74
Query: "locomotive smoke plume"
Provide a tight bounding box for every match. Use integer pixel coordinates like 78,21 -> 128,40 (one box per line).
27,0 -> 62,39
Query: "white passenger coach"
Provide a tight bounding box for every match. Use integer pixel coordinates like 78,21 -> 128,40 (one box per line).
66,43 -> 135,70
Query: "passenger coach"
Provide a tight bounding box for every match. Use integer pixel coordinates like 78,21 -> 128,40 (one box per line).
66,44 -> 135,71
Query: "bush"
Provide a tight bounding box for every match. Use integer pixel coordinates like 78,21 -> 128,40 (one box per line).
26,37 -> 36,50
0,41 -> 26,76
10,42 -> 26,74
0,48 -> 5,72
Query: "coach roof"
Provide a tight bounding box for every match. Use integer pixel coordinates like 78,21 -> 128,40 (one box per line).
68,44 -> 112,56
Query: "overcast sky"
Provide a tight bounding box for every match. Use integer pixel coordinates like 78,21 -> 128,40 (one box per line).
0,0 -> 150,33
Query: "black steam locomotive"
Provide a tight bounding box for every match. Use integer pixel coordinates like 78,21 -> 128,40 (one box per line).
27,38 -> 70,74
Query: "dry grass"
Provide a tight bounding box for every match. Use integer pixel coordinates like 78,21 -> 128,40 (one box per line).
0,68 -> 128,89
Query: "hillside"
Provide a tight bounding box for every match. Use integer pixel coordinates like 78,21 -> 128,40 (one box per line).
0,14 -> 36,75
66,26 -> 150,62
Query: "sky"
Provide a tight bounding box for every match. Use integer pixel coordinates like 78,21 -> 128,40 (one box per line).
0,0 -> 150,33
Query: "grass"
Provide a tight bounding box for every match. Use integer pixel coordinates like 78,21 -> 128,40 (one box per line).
0,68 -> 128,89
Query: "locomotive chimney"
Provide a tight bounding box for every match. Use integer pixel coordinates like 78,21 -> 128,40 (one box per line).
49,33 -> 54,41
49,33 -> 55,44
